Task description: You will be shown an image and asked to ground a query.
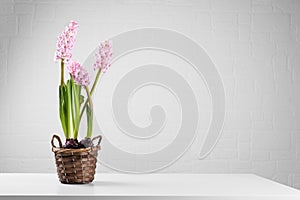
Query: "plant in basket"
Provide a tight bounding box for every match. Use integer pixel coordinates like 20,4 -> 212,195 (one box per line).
51,21 -> 112,184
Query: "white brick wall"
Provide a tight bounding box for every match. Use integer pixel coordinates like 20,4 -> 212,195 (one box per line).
0,0 -> 300,189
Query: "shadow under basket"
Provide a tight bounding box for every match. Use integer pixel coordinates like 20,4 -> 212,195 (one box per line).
51,135 -> 102,184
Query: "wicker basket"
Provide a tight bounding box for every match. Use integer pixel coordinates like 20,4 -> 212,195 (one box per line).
51,135 -> 102,184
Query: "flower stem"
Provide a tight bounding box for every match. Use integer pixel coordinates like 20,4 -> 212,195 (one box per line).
85,85 -> 93,111
79,68 -> 101,122
85,85 -> 94,139
91,68 -> 102,96
60,59 -> 64,86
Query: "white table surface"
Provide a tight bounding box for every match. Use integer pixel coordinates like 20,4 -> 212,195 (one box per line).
0,173 -> 300,200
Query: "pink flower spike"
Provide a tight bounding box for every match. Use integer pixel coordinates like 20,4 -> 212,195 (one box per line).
67,61 -> 90,86
75,67 -> 90,86
67,60 -> 81,78
54,20 -> 79,63
93,40 -> 113,73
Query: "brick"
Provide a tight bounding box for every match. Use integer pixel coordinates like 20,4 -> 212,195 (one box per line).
34,4 -> 55,21
238,142 -> 250,160
293,183 -> 300,190
195,12 -> 211,29
211,0 -> 251,11
230,42 -> 251,59
252,131 -> 291,150
275,78 -> 294,98
238,14 -> 251,25
297,147 -> 300,161
292,12 -> 300,27
253,161 -> 277,179
238,131 -> 251,143
273,53 -> 288,69
221,130 -> 237,139
292,174 -> 300,189
273,173 -> 290,186
0,159 -> 23,172
32,21 -> 61,38
14,3 -> 34,14
166,0 -> 211,10
224,111 -> 251,130
0,38 -> 9,55
238,25 -> 251,41
27,141 -> 52,158
0,4 -> 14,15
18,14 -> 32,36
235,78 -> 254,94
292,131 -> 300,144
271,150 -> 294,160
0,0 -> 13,3
108,4 -> 154,23
271,32 -> 293,43
272,0 -> 296,13
208,41 -> 231,60
212,30 -> 238,41
235,58 -> 271,78
216,137 -> 237,149
194,160 -> 230,173
18,158 -> 54,173
0,15 -> 17,36
252,150 -> 270,161
0,85 -> 9,126
251,111 -> 264,121
230,161 -> 252,172
212,13 -> 238,31
273,111 -> 294,130
252,120 -> 273,131
193,30 -> 212,43
291,56 -> 300,83
234,94 -> 263,111
251,32 -> 270,43
262,94 -> 293,111
253,14 -> 291,32
263,112 -> 273,121
293,113 -> 300,130
15,0 -> 33,2
252,4 -> 273,12
276,43 -> 300,56
223,78 -> 235,98
0,58 -> 7,82
252,42 -> 276,60
255,78 -> 276,95
252,0 -> 272,5
213,59 -> 234,78
278,161 -> 300,173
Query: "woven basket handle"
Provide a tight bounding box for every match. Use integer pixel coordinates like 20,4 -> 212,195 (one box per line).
92,135 -> 102,147
51,134 -> 62,148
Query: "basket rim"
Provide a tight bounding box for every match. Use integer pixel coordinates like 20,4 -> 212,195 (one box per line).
51,134 -> 102,154
52,145 -> 101,153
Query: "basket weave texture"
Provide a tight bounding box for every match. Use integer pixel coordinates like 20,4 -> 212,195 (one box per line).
51,135 -> 102,184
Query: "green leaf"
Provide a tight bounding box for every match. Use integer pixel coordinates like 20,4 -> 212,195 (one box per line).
59,85 -> 69,138
79,95 -> 84,105
66,80 -> 73,138
86,105 -> 93,138
73,82 -> 81,139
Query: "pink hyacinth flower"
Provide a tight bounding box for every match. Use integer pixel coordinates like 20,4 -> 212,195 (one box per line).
75,68 -> 90,86
54,20 -> 79,63
67,60 -> 81,78
93,40 -> 113,73
67,61 -> 90,86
